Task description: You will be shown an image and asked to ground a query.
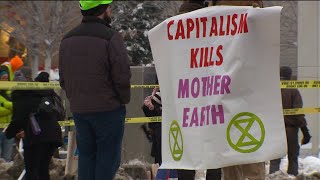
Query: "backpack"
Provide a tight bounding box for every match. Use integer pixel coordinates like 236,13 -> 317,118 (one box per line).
37,93 -> 66,121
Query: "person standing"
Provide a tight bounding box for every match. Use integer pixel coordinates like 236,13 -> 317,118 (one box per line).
59,0 -> 131,179
0,67 -> 13,162
209,1 -> 267,179
177,1 -> 222,179
5,72 -> 62,180
269,66 -> 311,176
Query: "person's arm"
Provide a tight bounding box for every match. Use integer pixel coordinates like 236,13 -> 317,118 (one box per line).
108,33 -> 132,104
5,92 -> 32,139
0,107 -> 10,117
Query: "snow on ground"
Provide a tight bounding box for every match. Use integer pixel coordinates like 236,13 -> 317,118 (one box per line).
266,156 -> 320,179
193,156 -> 320,180
125,158 -> 146,166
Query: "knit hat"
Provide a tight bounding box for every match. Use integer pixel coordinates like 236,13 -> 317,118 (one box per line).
179,1 -> 205,14
19,67 -> 32,81
10,56 -> 24,72
35,72 -> 50,82
189,0 -> 205,5
0,66 -> 9,78
280,66 -> 292,80
0,70 -> 8,77
81,4 -> 109,16
13,71 -> 27,82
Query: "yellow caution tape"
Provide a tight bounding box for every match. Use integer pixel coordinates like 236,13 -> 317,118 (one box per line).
283,107 -> 320,115
59,120 -> 75,126
1,108 -> 320,128
0,117 -> 162,128
0,82 -> 160,90
60,117 -> 162,126
125,116 -> 162,123
281,80 -> 320,89
0,80 -> 319,90
130,85 -> 159,89
0,81 -> 61,90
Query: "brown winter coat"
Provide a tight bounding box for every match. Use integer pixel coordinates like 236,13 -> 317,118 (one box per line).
59,17 -> 131,113
281,89 -> 307,128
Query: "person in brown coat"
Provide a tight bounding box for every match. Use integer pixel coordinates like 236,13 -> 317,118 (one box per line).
269,66 -> 311,176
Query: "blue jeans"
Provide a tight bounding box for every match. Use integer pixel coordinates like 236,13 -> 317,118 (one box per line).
73,106 -> 125,180
0,131 -> 14,162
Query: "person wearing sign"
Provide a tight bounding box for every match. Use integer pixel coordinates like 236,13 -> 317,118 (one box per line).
209,1 -> 267,180
177,1 -> 223,179
269,66 -> 311,176
59,0 -> 131,179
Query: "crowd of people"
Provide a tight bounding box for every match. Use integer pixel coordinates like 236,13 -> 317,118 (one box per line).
0,0 -> 313,180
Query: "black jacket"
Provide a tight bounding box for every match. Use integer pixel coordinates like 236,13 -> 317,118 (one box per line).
5,90 -> 62,148
59,16 -> 131,113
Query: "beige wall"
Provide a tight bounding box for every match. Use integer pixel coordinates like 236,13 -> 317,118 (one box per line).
298,1 -> 320,156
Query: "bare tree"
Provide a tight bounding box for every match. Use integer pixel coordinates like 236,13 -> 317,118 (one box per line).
0,1 -> 80,77
112,1 -> 182,65
264,1 -> 298,74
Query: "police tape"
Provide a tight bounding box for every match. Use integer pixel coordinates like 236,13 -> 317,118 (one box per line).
0,117 -> 163,128
0,82 -> 160,90
130,85 -> 159,89
0,81 -> 319,90
0,81 -> 61,90
280,80 -> 320,89
0,108 -> 319,128
57,117 -> 162,126
283,107 -> 320,115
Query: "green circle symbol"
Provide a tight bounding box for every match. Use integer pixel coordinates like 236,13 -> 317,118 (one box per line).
226,112 -> 265,153
169,120 -> 184,161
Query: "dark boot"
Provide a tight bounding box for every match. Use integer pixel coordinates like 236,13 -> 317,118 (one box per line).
301,126 -> 311,145
206,169 -> 221,180
178,170 -> 195,180
269,159 -> 281,174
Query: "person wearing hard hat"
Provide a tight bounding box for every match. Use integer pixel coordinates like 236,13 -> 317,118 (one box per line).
59,0 -> 131,180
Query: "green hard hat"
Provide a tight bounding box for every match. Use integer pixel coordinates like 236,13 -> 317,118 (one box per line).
79,0 -> 113,11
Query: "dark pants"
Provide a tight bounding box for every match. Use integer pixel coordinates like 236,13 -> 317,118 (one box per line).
270,127 -> 299,176
269,158 -> 281,174
73,106 -> 125,180
178,169 -> 221,180
151,127 -> 162,165
24,143 -> 55,180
